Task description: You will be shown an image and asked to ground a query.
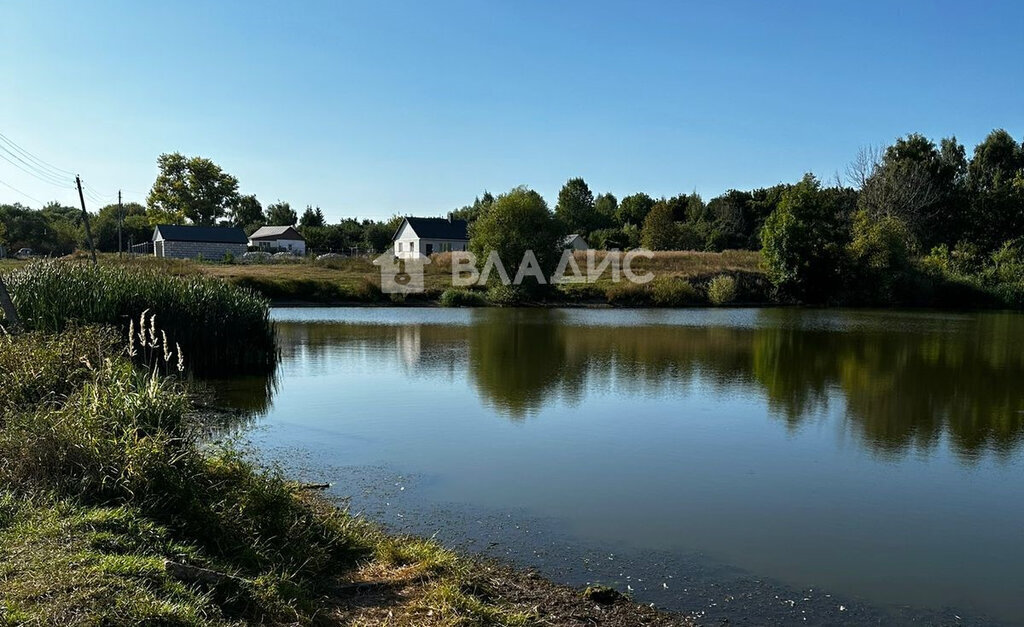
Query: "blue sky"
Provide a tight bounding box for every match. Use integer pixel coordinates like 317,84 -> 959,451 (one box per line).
2,0 -> 1022,221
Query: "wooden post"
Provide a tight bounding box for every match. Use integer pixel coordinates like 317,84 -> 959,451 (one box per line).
0,276 -> 20,334
76,175 -> 98,266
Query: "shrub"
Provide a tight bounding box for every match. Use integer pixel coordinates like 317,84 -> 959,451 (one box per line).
604,281 -> 649,306
486,284 -> 530,306
650,276 -> 700,306
707,275 -> 738,305
439,288 -> 486,307
3,261 -> 275,374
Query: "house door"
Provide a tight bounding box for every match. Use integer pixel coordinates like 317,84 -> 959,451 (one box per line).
425,243 -> 434,255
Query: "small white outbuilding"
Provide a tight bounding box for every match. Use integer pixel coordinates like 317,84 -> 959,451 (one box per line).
248,226 -> 307,255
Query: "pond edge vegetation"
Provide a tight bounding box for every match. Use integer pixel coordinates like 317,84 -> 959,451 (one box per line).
0,265 -> 692,626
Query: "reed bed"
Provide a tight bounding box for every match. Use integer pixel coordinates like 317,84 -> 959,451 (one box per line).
2,261 -> 276,374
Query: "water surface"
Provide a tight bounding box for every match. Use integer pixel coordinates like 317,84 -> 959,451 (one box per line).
223,307 -> 1024,625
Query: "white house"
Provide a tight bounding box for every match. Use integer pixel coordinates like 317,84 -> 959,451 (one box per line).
152,225 -> 249,260
392,216 -> 469,259
248,226 -> 307,255
564,234 -> 589,250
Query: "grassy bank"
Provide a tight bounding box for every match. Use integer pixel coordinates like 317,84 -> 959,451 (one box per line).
1,261 -> 275,373
0,271 -> 692,626
85,250 -> 767,307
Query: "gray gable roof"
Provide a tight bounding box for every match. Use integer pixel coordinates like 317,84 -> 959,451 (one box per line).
153,225 -> 249,244
397,217 -> 469,241
249,226 -> 305,241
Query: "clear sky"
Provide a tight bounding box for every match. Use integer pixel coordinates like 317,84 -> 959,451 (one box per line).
2,0 -> 1022,221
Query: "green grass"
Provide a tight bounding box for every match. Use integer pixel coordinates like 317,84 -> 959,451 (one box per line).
1,260 -> 276,374
0,328 -> 547,626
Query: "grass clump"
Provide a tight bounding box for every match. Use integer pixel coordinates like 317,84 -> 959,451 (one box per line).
439,288 -> 487,307
649,276 -> 700,306
485,284 -> 531,306
707,274 -> 738,305
3,260 -> 275,374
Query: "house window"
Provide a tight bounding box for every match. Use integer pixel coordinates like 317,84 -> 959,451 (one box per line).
440,243 -> 451,253
398,242 -> 403,252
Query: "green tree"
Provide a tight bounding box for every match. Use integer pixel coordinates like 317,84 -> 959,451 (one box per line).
594,193 -> 619,227
469,186 -> 565,290
706,190 -> 754,250
640,201 -> 679,250
231,194 -> 265,232
555,177 -> 596,234
451,191 -> 495,224
299,205 -> 326,228
93,202 -> 149,252
968,129 -> 1024,249
146,153 -> 240,226
266,201 -> 298,226
847,209 -> 917,303
617,193 -> 656,227
760,174 -> 852,302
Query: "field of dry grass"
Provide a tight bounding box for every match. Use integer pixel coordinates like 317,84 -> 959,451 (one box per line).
2,250 -> 767,306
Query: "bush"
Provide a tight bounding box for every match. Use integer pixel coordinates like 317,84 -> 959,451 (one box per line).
604,281 -> 649,306
707,275 -> 738,305
439,288 -> 486,307
3,261 -> 275,374
486,284 -> 530,306
650,276 -> 700,306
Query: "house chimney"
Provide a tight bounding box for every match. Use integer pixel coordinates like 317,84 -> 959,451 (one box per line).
447,212 -> 453,223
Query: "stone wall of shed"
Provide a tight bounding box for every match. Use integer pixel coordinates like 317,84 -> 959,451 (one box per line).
157,241 -> 247,260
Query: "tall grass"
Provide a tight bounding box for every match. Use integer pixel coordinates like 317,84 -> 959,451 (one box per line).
3,261 -> 276,374
0,329 -> 362,623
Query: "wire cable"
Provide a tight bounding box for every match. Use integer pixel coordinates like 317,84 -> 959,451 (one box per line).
0,178 -> 46,205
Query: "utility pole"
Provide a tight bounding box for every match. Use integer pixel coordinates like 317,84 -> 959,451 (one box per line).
118,190 -> 123,257
75,175 -> 98,266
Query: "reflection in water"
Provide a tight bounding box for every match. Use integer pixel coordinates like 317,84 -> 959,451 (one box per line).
246,309 -> 1024,460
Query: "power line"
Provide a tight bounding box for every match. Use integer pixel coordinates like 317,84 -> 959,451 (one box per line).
0,145 -> 74,187
0,131 -> 75,177
0,178 -> 45,205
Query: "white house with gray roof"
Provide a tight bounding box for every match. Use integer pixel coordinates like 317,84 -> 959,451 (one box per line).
248,225 -> 306,255
392,216 -> 469,259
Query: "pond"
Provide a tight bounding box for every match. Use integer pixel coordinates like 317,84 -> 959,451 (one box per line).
218,307 -> 1024,625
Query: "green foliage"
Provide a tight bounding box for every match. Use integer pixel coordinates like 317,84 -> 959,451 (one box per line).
707,275 -> 738,305
760,174 -> 853,302
298,205 -> 325,228
485,284 -> 532,306
3,261 -> 275,374
640,201 -> 679,250
439,288 -> 486,307
847,209 -> 917,303
649,276 -> 700,306
265,201 -> 297,226
469,186 -> 565,291
554,177 -> 597,235
146,153 -> 240,226
231,194 -> 265,232
617,192 -> 656,227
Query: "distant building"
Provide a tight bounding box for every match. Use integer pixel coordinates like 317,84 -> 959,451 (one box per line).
392,216 -> 469,259
248,225 -> 307,255
564,234 -> 589,251
152,225 -> 248,260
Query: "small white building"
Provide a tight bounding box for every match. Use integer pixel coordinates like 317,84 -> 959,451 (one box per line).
152,225 -> 249,260
248,226 -> 307,255
564,234 -> 589,251
392,216 -> 469,259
